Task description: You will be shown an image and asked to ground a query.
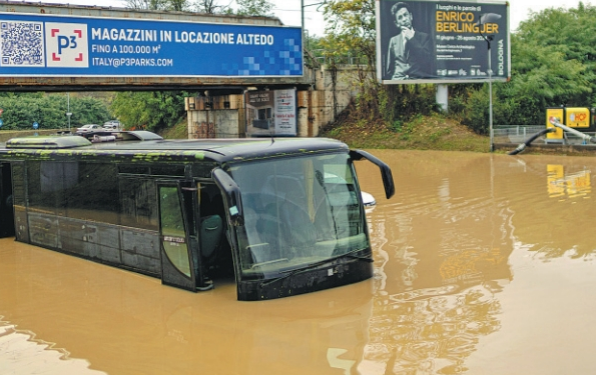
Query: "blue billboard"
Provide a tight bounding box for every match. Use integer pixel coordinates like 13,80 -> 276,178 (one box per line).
0,12 -> 303,77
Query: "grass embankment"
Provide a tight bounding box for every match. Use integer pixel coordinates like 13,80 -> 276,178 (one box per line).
320,113 -> 489,152
159,120 -> 188,139
160,114 -> 489,153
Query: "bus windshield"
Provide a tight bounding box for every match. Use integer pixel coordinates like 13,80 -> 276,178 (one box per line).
229,153 -> 369,278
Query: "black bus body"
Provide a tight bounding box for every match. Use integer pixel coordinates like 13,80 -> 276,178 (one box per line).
0,132 -> 394,301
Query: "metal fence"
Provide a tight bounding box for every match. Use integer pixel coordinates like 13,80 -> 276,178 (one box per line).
493,125 -> 596,145
493,125 -> 545,143
559,131 -> 596,145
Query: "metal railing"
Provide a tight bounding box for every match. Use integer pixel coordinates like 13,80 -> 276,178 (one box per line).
493,125 -> 545,143
493,125 -> 596,145
557,131 -> 596,145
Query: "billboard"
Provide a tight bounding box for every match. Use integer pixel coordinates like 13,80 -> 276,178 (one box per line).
0,12 -> 302,77
246,88 -> 297,136
376,0 -> 509,84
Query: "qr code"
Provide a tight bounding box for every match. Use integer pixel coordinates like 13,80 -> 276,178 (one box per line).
1,21 -> 44,66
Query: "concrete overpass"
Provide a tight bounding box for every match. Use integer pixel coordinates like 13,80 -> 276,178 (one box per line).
0,2 -> 357,137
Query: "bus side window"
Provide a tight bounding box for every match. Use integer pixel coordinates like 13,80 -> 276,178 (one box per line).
120,178 -> 158,231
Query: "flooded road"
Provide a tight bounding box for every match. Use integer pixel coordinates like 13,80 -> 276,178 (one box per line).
2,150 -> 596,374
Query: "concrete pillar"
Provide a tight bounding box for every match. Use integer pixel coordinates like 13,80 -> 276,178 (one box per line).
436,84 -> 448,113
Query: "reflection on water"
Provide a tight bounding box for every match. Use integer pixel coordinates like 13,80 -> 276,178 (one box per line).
0,319 -> 105,374
357,151 -> 511,374
3,150 -> 596,374
547,164 -> 591,199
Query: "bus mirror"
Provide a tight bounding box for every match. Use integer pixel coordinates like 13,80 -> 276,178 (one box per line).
211,168 -> 244,226
349,150 -> 395,199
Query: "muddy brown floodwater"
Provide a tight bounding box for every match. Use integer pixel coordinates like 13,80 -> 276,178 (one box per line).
2,150 -> 596,375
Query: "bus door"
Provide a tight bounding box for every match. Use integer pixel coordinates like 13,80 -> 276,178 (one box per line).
0,162 -> 14,238
157,181 -> 203,291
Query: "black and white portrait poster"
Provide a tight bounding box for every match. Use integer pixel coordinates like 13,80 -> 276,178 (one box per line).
376,0 -> 510,84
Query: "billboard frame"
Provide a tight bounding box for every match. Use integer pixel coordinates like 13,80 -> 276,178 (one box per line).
376,0 -> 510,85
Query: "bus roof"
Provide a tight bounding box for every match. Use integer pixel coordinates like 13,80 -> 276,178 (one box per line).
0,133 -> 349,164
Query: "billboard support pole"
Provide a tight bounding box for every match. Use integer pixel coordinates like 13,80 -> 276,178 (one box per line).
436,84 -> 448,112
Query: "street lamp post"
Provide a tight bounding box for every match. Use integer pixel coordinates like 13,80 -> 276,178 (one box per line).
66,92 -> 72,132
477,13 -> 501,152
488,38 -> 493,152
301,1 -> 326,40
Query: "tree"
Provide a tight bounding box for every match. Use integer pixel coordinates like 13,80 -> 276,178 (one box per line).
235,0 -> 273,17
124,0 -> 222,12
455,3 -> 596,131
514,3 -> 596,106
195,0 -> 229,14
169,0 -> 190,11
321,0 -> 376,68
0,94 -> 110,130
111,91 -> 192,132
319,0 -> 437,125
123,0 -> 170,10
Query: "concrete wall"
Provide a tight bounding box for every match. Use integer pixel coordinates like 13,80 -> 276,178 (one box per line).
185,64 -> 371,139
186,95 -> 245,138
187,109 -> 244,139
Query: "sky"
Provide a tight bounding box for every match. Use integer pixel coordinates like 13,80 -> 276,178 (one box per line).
13,0 -> 592,36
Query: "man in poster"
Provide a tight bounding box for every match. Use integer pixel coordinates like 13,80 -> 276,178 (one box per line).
385,2 -> 433,80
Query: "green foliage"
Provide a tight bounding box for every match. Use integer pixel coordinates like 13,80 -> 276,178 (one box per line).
110,91 -> 193,132
123,0 -> 188,11
124,0 -> 229,13
159,118 -> 188,139
453,3 -> 596,131
304,35 -> 326,68
428,127 -> 451,143
457,87 -> 489,134
321,113 -> 488,152
194,0 -> 228,14
320,0 -> 441,130
0,94 -> 110,131
321,0 -> 376,68
234,0 -> 273,16
389,120 -> 402,132
378,85 -> 439,124
0,92 -> 43,99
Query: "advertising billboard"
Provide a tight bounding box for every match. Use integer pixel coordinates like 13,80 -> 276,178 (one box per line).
376,0 -> 509,84
0,12 -> 302,77
246,88 -> 297,136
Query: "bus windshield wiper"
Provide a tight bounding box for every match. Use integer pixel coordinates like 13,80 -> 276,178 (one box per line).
345,253 -> 373,262
259,252 -> 371,287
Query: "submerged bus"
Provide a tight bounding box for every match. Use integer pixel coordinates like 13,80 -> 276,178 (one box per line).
0,132 -> 394,301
